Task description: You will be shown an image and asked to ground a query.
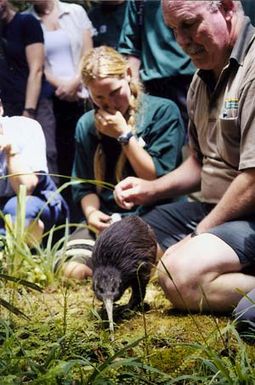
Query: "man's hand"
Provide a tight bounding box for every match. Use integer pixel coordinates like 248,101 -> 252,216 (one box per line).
87,209 -> 111,232
95,110 -> 129,139
114,176 -> 156,209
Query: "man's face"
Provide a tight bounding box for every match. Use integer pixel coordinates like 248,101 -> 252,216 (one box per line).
162,0 -> 233,74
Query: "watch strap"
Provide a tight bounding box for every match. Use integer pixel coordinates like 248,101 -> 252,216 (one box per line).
117,131 -> 133,145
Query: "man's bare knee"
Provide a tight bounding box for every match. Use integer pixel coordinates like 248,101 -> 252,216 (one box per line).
157,248 -> 198,309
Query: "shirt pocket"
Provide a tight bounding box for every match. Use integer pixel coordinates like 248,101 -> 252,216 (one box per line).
217,116 -> 240,168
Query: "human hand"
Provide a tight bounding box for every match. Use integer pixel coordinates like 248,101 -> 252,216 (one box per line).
55,78 -> 80,101
87,209 -> 112,232
114,177 -> 156,210
95,110 -> 129,139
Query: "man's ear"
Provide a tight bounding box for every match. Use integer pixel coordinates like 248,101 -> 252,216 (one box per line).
126,67 -> 132,82
220,0 -> 235,19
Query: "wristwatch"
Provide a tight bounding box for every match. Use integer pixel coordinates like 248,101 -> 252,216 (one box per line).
117,131 -> 133,145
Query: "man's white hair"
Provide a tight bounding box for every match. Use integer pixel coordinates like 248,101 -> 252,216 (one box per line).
164,0 -> 243,15
207,1 -> 243,14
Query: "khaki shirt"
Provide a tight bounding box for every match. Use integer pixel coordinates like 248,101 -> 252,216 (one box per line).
188,18 -> 255,203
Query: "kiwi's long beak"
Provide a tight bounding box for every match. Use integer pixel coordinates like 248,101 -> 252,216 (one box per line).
104,297 -> 114,335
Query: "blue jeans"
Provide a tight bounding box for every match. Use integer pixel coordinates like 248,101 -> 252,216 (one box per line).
0,173 -> 69,238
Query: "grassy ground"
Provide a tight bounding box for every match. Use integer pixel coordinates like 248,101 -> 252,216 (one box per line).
2,276 -> 251,385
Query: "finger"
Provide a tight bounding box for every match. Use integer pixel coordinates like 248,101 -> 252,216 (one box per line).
98,222 -> 111,231
113,189 -> 134,210
100,214 -> 111,223
115,177 -> 135,191
120,200 -> 134,210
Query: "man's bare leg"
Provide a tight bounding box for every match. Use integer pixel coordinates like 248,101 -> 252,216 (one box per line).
158,234 -> 255,312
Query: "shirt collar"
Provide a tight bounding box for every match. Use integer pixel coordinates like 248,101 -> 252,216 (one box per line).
230,16 -> 255,65
197,17 -> 255,85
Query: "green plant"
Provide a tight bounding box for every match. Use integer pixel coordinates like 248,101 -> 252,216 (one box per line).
0,176 -> 113,285
0,273 -> 42,319
169,323 -> 255,384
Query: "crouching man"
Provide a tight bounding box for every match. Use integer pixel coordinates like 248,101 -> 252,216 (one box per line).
114,0 -> 255,312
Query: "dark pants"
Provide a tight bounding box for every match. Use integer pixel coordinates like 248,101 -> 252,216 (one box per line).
0,174 -> 69,244
53,97 -> 85,215
141,200 -> 255,264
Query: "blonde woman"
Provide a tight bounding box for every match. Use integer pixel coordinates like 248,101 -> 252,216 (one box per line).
60,46 -> 185,280
72,46 -> 185,231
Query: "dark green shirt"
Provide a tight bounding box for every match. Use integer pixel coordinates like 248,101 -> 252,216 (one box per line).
88,2 -> 127,49
118,0 -> 195,81
72,93 -> 185,215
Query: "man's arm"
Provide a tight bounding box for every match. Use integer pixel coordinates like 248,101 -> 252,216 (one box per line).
114,152 -> 201,209
197,168 -> 255,233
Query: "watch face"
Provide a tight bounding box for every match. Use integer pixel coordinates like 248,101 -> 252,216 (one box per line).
117,131 -> 133,144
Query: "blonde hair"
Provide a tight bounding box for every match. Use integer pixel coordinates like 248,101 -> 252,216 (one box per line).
80,46 -> 142,185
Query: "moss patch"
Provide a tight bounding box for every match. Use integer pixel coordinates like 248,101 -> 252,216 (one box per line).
0,280 -> 254,384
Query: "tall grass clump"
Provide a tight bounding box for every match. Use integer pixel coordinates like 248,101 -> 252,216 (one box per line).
0,176 -> 114,286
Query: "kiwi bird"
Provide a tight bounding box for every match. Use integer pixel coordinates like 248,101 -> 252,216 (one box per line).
92,216 -> 157,332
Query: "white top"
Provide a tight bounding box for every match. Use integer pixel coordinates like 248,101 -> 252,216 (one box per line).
44,28 -> 75,79
0,116 -> 48,197
29,1 -> 94,70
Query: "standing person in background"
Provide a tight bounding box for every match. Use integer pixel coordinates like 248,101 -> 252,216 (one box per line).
89,0 -> 127,49
0,0 -> 57,178
118,0 -> 195,128
27,0 -> 94,212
